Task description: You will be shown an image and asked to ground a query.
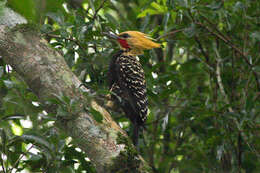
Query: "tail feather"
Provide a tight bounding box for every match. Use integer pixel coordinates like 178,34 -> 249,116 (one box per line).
133,123 -> 141,150
133,124 -> 139,146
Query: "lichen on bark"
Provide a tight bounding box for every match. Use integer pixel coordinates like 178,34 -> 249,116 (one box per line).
108,133 -> 152,173
0,22 -> 152,173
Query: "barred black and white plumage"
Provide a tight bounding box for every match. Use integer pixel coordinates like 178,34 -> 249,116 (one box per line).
108,50 -> 148,126
105,31 -> 160,146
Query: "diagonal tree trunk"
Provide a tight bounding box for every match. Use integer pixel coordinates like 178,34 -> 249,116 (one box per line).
0,7 -> 151,173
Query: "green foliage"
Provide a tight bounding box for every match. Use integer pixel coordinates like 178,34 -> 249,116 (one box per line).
88,107 -> 103,123
6,0 -> 36,22
0,0 -> 6,17
51,92 -> 82,119
6,0 -> 66,23
1,0 -> 260,172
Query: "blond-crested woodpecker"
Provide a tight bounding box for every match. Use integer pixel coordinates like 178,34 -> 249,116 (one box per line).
105,31 -> 160,145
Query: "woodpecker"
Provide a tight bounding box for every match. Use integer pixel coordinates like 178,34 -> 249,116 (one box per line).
105,31 -> 160,146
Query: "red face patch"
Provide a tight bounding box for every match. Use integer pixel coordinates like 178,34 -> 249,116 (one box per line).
117,39 -> 130,49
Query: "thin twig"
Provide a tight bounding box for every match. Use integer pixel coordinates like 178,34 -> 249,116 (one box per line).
196,22 -> 260,91
167,131 -> 186,173
193,36 -> 216,71
215,50 -> 234,112
215,47 -> 260,160
194,55 -> 215,72
45,33 -> 87,52
9,144 -> 34,172
194,36 -> 210,62
93,0 -> 107,20
196,22 -> 245,59
199,14 -> 232,43
238,132 -> 242,173
145,104 -> 183,126
156,29 -> 184,41
43,33 -> 101,58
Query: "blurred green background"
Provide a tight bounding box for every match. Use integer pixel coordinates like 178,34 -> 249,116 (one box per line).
0,0 -> 260,172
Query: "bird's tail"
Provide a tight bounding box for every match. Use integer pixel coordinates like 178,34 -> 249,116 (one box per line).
133,123 -> 140,146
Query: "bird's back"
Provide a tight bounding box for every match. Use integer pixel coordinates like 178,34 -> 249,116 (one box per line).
108,51 -> 148,126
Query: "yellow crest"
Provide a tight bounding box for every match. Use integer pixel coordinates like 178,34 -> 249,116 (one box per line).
117,31 -> 160,55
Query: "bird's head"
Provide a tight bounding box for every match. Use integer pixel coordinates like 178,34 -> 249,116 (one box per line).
105,31 -> 160,55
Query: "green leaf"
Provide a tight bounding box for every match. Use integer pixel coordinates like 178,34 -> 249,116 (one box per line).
137,9 -> 160,18
46,12 -> 64,25
88,0 -> 95,13
89,107 -> 103,123
1,114 -> 26,121
151,2 -> 167,13
170,11 -> 177,23
137,2 -> 168,18
20,134 -> 54,152
104,13 -> 118,29
52,92 -> 70,105
60,166 -> 75,173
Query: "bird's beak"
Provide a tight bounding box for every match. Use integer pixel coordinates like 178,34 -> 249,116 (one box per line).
103,32 -> 120,40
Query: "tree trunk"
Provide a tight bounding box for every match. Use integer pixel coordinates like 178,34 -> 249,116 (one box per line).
0,8 -> 151,173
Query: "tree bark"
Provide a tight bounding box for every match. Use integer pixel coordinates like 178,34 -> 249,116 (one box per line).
0,8 -> 151,173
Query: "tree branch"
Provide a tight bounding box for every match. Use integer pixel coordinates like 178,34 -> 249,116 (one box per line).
93,0 -> 107,20
0,8 -> 151,172
215,57 -> 233,113
196,22 -> 260,91
156,29 -> 184,41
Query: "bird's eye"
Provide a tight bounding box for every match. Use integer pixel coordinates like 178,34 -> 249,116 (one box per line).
119,33 -> 130,39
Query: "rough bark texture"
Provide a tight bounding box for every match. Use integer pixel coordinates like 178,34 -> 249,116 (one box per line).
0,8 -> 151,173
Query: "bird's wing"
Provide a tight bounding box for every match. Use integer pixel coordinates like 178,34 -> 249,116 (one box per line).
115,55 -> 148,124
